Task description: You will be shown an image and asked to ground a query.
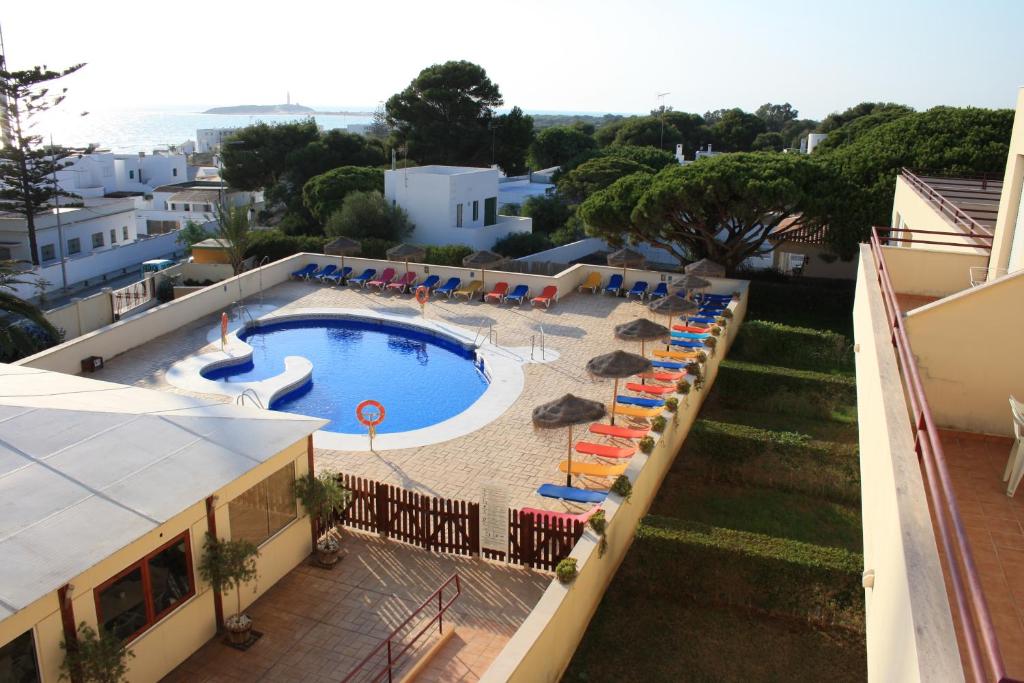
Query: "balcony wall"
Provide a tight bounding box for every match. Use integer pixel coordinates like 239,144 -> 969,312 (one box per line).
880,245 -> 988,298
891,176 -> 992,254
904,267 -> 1024,436
853,244 -> 964,682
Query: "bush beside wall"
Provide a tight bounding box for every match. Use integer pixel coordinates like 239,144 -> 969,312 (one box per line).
745,279 -> 855,337
625,515 -> 864,630
730,320 -> 853,373
715,360 -> 857,416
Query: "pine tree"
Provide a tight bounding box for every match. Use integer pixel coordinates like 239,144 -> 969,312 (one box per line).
0,60 -> 86,265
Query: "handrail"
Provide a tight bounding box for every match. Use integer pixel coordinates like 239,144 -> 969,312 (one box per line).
869,227 -> 1017,682
874,226 -> 992,250
341,573 -> 462,683
235,389 -> 264,409
899,168 -> 994,239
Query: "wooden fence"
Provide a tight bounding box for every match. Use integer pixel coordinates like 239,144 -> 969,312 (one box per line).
316,474 -> 584,571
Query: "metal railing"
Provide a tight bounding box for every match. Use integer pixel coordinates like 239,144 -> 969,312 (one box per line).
111,278 -> 154,319
875,225 -> 994,250
341,573 -> 462,683
235,389 -> 264,409
899,168 -> 995,239
869,226 -> 1017,682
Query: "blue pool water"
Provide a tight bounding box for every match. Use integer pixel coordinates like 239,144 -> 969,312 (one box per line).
204,318 -> 489,434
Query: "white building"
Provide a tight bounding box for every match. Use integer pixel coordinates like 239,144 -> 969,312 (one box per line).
801,133 -> 828,154
196,128 -> 241,153
145,181 -> 262,235
676,144 -> 724,165
384,166 -> 532,250
56,151 -> 187,199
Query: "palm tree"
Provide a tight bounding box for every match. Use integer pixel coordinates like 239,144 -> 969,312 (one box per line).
1,260 -> 60,361
214,203 -> 253,276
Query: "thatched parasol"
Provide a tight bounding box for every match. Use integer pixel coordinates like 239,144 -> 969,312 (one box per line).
386,243 -> 427,275
607,247 -> 646,282
325,236 -> 361,275
462,249 -> 505,289
649,294 -> 699,344
684,258 -> 725,279
614,318 -> 669,356
671,273 -> 712,298
533,394 -> 607,486
586,350 -> 652,426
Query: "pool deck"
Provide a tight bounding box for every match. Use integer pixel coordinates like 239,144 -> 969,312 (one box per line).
90,280 -> 704,512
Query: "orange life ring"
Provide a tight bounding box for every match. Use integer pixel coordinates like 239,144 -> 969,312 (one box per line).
356,400 -> 386,427
415,286 -> 429,305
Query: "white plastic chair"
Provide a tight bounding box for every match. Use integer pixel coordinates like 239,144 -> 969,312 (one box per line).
1002,396 -> 1024,497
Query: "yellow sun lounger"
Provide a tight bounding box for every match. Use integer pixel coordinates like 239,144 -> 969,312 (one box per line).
558,460 -> 628,477
454,280 -> 483,299
578,272 -> 602,293
653,349 -> 700,360
613,404 -> 663,418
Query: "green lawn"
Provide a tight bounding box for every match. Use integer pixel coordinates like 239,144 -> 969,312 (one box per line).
702,403 -> 859,445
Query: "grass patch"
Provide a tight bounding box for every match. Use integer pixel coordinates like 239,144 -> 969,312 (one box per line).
730,320 -> 854,374
650,479 -> 862,552
704,404 -> 859,444
745,278 -> 855,338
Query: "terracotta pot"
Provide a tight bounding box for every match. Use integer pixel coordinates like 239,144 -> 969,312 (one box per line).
316,545 -> 341,567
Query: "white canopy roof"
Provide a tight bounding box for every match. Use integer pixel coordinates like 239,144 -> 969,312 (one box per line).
0,364 -> 326,621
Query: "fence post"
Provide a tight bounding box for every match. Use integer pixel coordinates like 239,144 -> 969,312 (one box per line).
376,482 -> 389,539
469,503 -> 480,556
522,511 -> 535,569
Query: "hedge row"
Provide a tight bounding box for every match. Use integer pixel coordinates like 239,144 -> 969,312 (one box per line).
625,515 -> 864,630
682,419 -> 860,504
745,279 -> 855,337
714,360 -> 857,417
730,320 -> 853,373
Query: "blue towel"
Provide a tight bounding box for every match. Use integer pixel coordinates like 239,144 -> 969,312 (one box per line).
671,340 -> 705,349
617,395 -> 665,408
651,360 -> 685,370
686,316 -> 718,324
671,331 -> 710,339
538,484 -> 608,504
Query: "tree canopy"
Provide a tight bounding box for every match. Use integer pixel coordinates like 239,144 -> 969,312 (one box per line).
528,125 -> 597,169
492,106 -> 535,175
754,103 -> 799,132
220,120 -> 320,191
708,109 -> 767,152
302,166 -> 384,223
557,156 -> 652,204
520,194 -> 573,234
325,190 -> 412,242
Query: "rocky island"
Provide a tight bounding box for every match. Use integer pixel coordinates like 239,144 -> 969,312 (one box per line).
203,103 -> 316,115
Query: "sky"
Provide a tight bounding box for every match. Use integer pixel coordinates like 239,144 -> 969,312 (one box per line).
3,0 -> 1023,120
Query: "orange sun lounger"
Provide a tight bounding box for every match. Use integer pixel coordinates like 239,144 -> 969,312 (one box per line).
625,382 -> 675,395
673,324 -> 712,333
588,423 -> 650,439
653,349 -> 700,361
613,404 -> 663,418
637,370 -> 684,382
559,460 -> 628,477
575,441 -> 637,459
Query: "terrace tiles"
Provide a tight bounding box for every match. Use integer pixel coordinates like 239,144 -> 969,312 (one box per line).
89,279 -> 714,512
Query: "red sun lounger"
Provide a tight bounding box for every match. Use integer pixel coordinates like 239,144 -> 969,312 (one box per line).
574,441 -> 637,459
588,423 -> 650,439
625,382 -> 675,395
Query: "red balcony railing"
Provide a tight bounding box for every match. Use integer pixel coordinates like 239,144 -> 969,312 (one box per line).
869,227 -> 1016,682
899,168 -> 995,240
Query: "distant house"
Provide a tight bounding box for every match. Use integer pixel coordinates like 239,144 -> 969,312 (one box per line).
196,128 -> 242,153
384,165 -> 532,250
767,217 -> 857,279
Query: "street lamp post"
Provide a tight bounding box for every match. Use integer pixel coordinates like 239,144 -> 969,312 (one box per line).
656,91 -> 671,149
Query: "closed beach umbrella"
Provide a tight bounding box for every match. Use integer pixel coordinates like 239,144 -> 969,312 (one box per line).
386,243 -> 426,275
649,294 -> 698,343
586,350 -> 652,426
533,394 -> 607,486
684,258 -> 726,279
462,249 -> 505,290
325,236 -> 361,275
614,318 -> 669,356
607,247 -> 646,282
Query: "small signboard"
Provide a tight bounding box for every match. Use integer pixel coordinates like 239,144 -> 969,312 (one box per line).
480,482 -> 510,553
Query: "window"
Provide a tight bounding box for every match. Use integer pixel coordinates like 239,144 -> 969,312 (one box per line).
484,196 -> 497,226
67,238 -> 81,255
110,229 -> 117,244
128,169 -> 135,180
228,462 -> 297,546
91,232 -> 104,249
472,200 -> 479,222
123,226 -> 130,241
172,167 -> 178,177
456,203 -> 464,227
40,244 -> 55,262
0,630 -> 40,683
95,533 -> 194,643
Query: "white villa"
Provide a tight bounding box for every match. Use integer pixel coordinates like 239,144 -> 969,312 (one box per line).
384,165 -> 532,250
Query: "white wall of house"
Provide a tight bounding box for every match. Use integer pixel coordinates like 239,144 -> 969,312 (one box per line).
56,151 -> 187,197
196,128 -> 241,153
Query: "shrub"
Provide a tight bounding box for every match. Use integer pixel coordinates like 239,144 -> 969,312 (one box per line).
246,229 -> 329,262
612,475 -> 633,500
425,244 -> 474,267
325,190 -> 412,242
556,557 -> 578,583
676,380 -> 691,395
61,622 -> 135,683
651,416 -> 667,433
625,516 -> 863,629
492,231 -> 553,258
358,237 -> 398,259
715,360 -> 857,417
665,397 -> 679,412
589,509 -> 607,535
730,320 -> 853,373
639,436 -> 655,453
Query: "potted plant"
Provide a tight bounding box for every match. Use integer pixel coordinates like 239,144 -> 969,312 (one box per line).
651,416 -> 667,434
556,557 -> 578,584
60,622 -> 134,683
294,471 -> 351,567
639,435 -> 656,453
665,397 -> 679,413
611,475 -> 633,501
198,533 -> 260,646
676,380 -> 691,396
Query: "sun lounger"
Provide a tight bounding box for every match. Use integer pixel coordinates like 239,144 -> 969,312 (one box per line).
637,370 -> 684,382
348,268 -> 376,287
454,280 -> 483,300
617,395 -> 665,408
578,272 -> 602,293
588,423 -> 650,439
559,460 -> 628,477
290,263 -> 317,280
651,359 -> 685,370
673,324 -> 711,333
576,441 -> 638,459
521,506 -> 599,523
505,284 -> 530,305
671,339 -> 706,349
386,271 -> 418,293
435,277 -> 461,298
537,484 -> 608,504
366,267 -> 397,291
671,331 -> 710,339
653,349 -> 700,360
531,285 -> 559,308
314,264 -> 338,282
626,281 -> 649,299
604,274 -> 624,296
687,316 -> 719,324
649,282 -> 669,300
484,282 -> 509,303
625,382 -> 675,395
322,266 -> 352,285
613,404 -> 663,418
419,274 -> 440,291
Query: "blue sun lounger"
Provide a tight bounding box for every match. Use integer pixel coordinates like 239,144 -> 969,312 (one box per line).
671,331 -> 710,339
435,277 -> 461,298
315,264 -> 338,282
604,274 -> 624,296
347,268 -> 376,287
671,339 -> 706,349
505,284 -> 530,305
617,395 -> 665,408
685,316 -> 718,325
291,263 -> 317,280
626,281 -> 648,299
323,266 -> 352,285
537,484 -> 608,504
649,282 -> 669,300
651,359 -> 686,370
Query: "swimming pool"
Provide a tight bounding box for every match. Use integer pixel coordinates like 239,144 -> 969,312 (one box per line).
203,318 -> 490,434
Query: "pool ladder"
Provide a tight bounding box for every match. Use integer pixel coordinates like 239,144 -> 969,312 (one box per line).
236,388 -> 265,409
234,302 -> 256,327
